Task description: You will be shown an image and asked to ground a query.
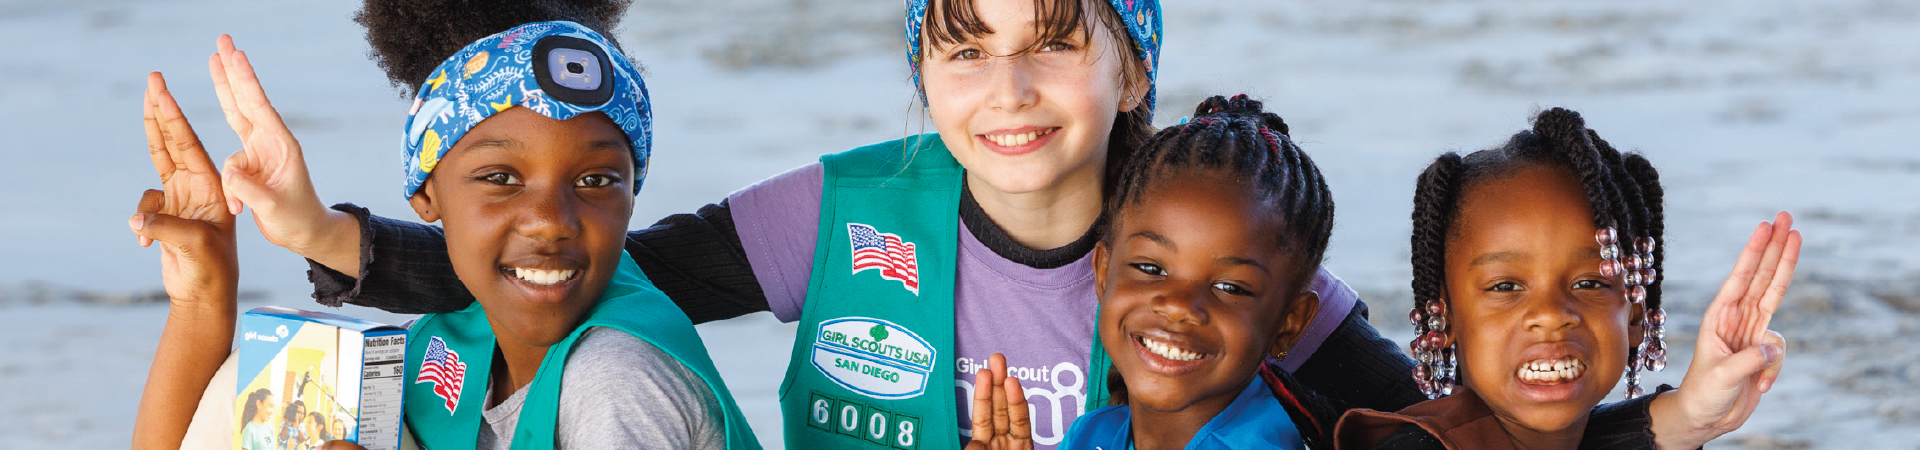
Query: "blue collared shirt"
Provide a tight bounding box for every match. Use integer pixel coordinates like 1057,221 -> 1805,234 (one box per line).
1059,377 -> 1303,450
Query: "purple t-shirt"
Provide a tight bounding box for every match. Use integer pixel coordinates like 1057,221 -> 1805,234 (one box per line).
728,163 -> 1359,449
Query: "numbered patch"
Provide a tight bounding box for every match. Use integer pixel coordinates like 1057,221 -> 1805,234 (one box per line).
808,391 -> 920,449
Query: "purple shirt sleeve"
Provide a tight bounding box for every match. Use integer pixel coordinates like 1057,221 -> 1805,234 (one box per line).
726,163 -> 825,323
1281,266 -> 1361,372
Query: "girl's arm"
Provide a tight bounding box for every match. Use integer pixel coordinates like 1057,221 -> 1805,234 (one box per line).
206,35 -> 775,321
1648,213 -> 1799,449
129,72 -> 241,450
305,200 -> 772,321
1289,299 -> 1426,413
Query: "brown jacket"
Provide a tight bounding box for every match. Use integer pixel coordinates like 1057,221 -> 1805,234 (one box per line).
1334,386 -> 1520,450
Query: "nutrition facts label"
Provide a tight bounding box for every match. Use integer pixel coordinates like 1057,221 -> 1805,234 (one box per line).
357,333 -> 408,450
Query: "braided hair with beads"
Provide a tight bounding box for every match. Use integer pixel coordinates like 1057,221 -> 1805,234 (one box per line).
1406,107 -> 1669,400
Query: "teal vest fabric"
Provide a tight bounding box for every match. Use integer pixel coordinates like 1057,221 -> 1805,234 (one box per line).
404,252 -> 762,450
779,135 -> 1113,450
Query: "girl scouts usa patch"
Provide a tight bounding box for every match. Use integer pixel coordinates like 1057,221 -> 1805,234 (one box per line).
847,223 -> 920,295
810,317 -> 936,399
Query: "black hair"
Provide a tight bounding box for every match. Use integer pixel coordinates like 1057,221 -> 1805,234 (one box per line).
1098,94 -> 1335,406
309,411 -> 331,440
355,0 -> 634,97
1409,107 -> 1665,376
279,399 -> 307,441
1104,94 -> 1335,285
239,388 -> 272,427
919,0 -> 1154,183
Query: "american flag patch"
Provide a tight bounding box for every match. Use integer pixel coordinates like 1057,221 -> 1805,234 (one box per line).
416,336 -> 467,414
848,223 -> 920,295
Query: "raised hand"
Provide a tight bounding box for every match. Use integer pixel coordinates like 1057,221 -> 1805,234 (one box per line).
209,34 -> 360,274
966,353 -> 1034,450
133,71 -> 238,305
1652,211 -> 1800,449
130,71 -> 241,450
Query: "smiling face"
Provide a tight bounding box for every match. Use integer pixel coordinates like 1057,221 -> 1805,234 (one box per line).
409,107 -> 635,349
918,0 -> 1145,197
1444,164 -> 1641,435
251,396 -> 274,424
1092,170 -> 1319,418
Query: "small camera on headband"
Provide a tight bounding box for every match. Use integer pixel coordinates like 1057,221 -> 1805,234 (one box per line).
533,36 -> 615,106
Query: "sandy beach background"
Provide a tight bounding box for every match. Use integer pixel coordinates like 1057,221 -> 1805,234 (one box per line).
1,0 -> 1915,447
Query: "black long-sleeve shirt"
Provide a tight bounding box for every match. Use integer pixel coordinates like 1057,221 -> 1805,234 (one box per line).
306,200 -> 1659,448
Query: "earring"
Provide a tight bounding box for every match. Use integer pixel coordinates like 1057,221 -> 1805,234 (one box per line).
1410,298 -> 1456,399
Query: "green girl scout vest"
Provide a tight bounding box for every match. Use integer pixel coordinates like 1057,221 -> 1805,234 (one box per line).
404,252 -> 761,450
779,135 -> 1115,450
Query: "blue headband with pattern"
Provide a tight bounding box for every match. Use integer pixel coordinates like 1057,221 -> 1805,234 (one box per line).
904,0 -> 1160,110
402,21 -> 652,198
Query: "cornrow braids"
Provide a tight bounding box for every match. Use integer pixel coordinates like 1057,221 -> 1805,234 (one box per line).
1104,94 -> 1335,287
1406,107 -> 1669,399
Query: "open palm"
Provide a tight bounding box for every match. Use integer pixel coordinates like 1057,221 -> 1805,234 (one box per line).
136,72 -> 236,304
208,34 -> 331,253
1673,211 -> 1799,439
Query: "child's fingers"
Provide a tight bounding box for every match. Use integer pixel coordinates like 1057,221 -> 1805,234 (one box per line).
1741,214 -> 1795,307
144,74 -> 177,181
987,354 -> 1010,435
1710,222 -> 1773,312
970,369 -> 995,442
1002,375 -> 1031,443
1751,231 -> 1801,335
1756,331 -> 1786,393
132,189 -> 165,247
224,50 -> 291,132
1734,214 -> 1795,343
221,152 -> 258,215
150,74 -> 220,175
133,212 -> 213,251
209,52 -> 249,137
1711,339 -> 1777,396
136,189 -> 165,215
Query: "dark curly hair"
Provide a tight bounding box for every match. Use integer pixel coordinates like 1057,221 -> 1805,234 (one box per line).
1097,94 -> 1335,410
1103,94 -> 1335,286
355,0 -> 634,96
1408,107 -> 1667,398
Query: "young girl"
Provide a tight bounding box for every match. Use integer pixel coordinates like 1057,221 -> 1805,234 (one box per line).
128,13 -> 762,450
206,1 -> 1760,449
1335,108 -> 1800,449
1064,95 -> 1341,449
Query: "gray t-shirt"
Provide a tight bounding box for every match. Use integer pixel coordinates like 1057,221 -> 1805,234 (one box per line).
476,327 -> 726,450
728,163 -> 1359,450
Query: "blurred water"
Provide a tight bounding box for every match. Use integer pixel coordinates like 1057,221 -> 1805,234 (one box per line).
2,0 -> 1916,447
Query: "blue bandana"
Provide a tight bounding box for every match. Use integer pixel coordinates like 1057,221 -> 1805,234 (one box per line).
904,0 -> 1161,110
402,21 -> 652,199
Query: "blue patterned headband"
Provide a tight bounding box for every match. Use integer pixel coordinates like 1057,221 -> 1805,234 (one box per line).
402,21 -> 653,199
904,0 -> 1160,110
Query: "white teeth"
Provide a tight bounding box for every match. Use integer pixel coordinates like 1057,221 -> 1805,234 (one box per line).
1517,357 -> 1586,383
1140,337 -> 1203,362
985,129 -> 1051,147
513,268 -> 576,286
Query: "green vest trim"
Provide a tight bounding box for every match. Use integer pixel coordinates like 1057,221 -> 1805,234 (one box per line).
778,134 -> 1114,450
404,252 -> 762,450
